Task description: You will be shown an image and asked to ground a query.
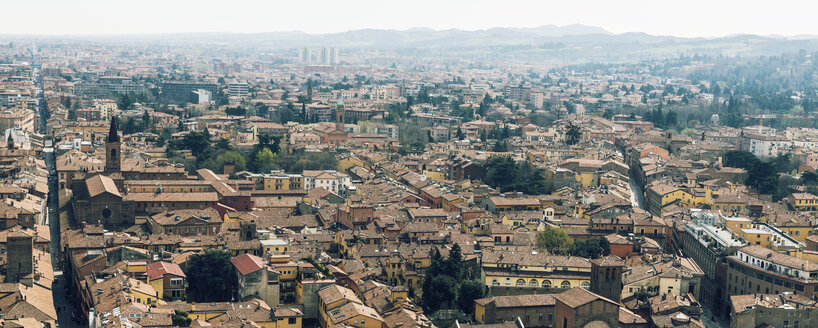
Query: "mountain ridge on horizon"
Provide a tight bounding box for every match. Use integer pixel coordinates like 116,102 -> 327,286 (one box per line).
5,23 -> 816,40
4,24 -> 818,64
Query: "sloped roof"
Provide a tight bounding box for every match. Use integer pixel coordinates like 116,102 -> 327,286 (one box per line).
147,261 -> 186,281
230,253 -> 268,276
554,287 -> 617,309
86,174 -> 120,197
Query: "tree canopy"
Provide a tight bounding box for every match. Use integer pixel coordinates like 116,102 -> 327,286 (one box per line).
535,226 -> 572,254
421,244 -> 484,316
185,250 -> 235,302
482,156 -> 549,195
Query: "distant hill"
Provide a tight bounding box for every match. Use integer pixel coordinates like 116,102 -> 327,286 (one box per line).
5,24 -> 818,63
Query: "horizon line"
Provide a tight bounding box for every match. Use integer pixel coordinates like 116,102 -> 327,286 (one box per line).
1,24 -> 816,40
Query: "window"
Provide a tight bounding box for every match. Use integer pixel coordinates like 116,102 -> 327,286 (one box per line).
581,282 -> 590,289
516,279 -> 526,287
561,281 -> 571,288
289,318 -> 297,324
783,321 -> 789,328
542,280 -> 551,288
170,278 -> 183,286
529,280 -> 538,287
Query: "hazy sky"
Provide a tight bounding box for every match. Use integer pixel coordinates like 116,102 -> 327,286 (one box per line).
3,0 -> 817,37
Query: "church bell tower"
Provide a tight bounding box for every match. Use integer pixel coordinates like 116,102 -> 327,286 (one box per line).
105,117 -> 121,173
336,98 -> 345,132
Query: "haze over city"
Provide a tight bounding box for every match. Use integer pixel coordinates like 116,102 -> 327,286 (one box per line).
3,0 -> 818,37
2,2 -> 818,328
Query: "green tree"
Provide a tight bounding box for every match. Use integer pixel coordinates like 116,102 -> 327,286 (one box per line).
482,156 -> 548,195
216,138 -> 231,151
444,243 -> 463,279
492,140 -> 507,152
117,94 -> 134,110
722,151 -> 759,170
225,106 -> 246,117
185,250 -> 235,302
423,274 -> 457,312
253,148 -> 277,173
634,289 -> 651,302
178,131 -> 211,157
214,151 -> 247,173
535,226 -> 573,254
257,134 -> 281,154
141,110 -> 152,131
483,156 -> 518,191
801,171 -> 818,185
457,280 -> 485,315
565,123 -> 581,145
172,311 -> 192,327
567,237 -> 610,259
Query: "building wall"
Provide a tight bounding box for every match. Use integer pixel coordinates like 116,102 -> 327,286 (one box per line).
609,243 -> 634,258
731,306 -> 818,328
297,280 -> 335,319
555,300 -> 619,328
477,302 -> 555,327
726,258 -> 818,298
485,275 -> 589,290
237,269 -> 280,307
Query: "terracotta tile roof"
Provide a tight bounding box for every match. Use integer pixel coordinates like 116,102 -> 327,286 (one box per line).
591,255 -> 624,267
554,287 -> 617,308
738,244 -> 818,271
329,302 -> 383,324
86,174 -> 120,197
474,294 -> 556,308
147,261 -> 186,281
150,208 -> 222,226
488,197 -> 541,207
124,192 -> 219,202
318,285 -> 362,306
230,254 -> 268,276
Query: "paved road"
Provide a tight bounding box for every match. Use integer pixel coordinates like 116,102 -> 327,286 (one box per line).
34,65 -> 81,328
700,304 -> 729,328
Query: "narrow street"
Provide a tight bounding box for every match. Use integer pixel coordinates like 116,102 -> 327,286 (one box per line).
35,64 -> 82,328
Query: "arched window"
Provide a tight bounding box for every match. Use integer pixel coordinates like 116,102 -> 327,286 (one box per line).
542,280 -> 551,288
491,279 -> 499,286
561,281 -> 571,288
581,282 -> 590,289
529,280 -> 538,287
516,279 -> 526,287
110,148 -> 117,159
